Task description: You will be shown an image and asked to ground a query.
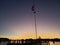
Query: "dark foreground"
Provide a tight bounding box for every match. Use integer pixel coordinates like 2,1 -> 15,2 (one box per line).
0,38 -> 60,45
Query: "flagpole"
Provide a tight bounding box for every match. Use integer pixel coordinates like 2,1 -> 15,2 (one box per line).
34,13 -> 37,39
32,4 -> 37,39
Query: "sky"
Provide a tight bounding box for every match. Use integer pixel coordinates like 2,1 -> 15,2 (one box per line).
0,0 -> 60,39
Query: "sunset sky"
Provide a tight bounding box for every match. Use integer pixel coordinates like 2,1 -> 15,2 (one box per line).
0,0 -> 60,39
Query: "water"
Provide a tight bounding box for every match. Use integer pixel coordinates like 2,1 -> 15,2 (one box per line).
54,42 -> 60,45
50,42 -> 60,45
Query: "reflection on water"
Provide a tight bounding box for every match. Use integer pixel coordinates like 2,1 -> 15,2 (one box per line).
49,42 -> 60,45
50,42 -> 54,45
54,42 -> 60,45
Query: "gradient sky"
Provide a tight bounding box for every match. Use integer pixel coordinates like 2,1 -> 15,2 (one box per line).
0,0 -> 60,39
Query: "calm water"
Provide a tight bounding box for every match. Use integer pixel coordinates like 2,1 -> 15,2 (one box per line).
50,42 -> 60,45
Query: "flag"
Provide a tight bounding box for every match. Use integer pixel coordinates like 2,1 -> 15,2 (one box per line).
32,5 -> 36,14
